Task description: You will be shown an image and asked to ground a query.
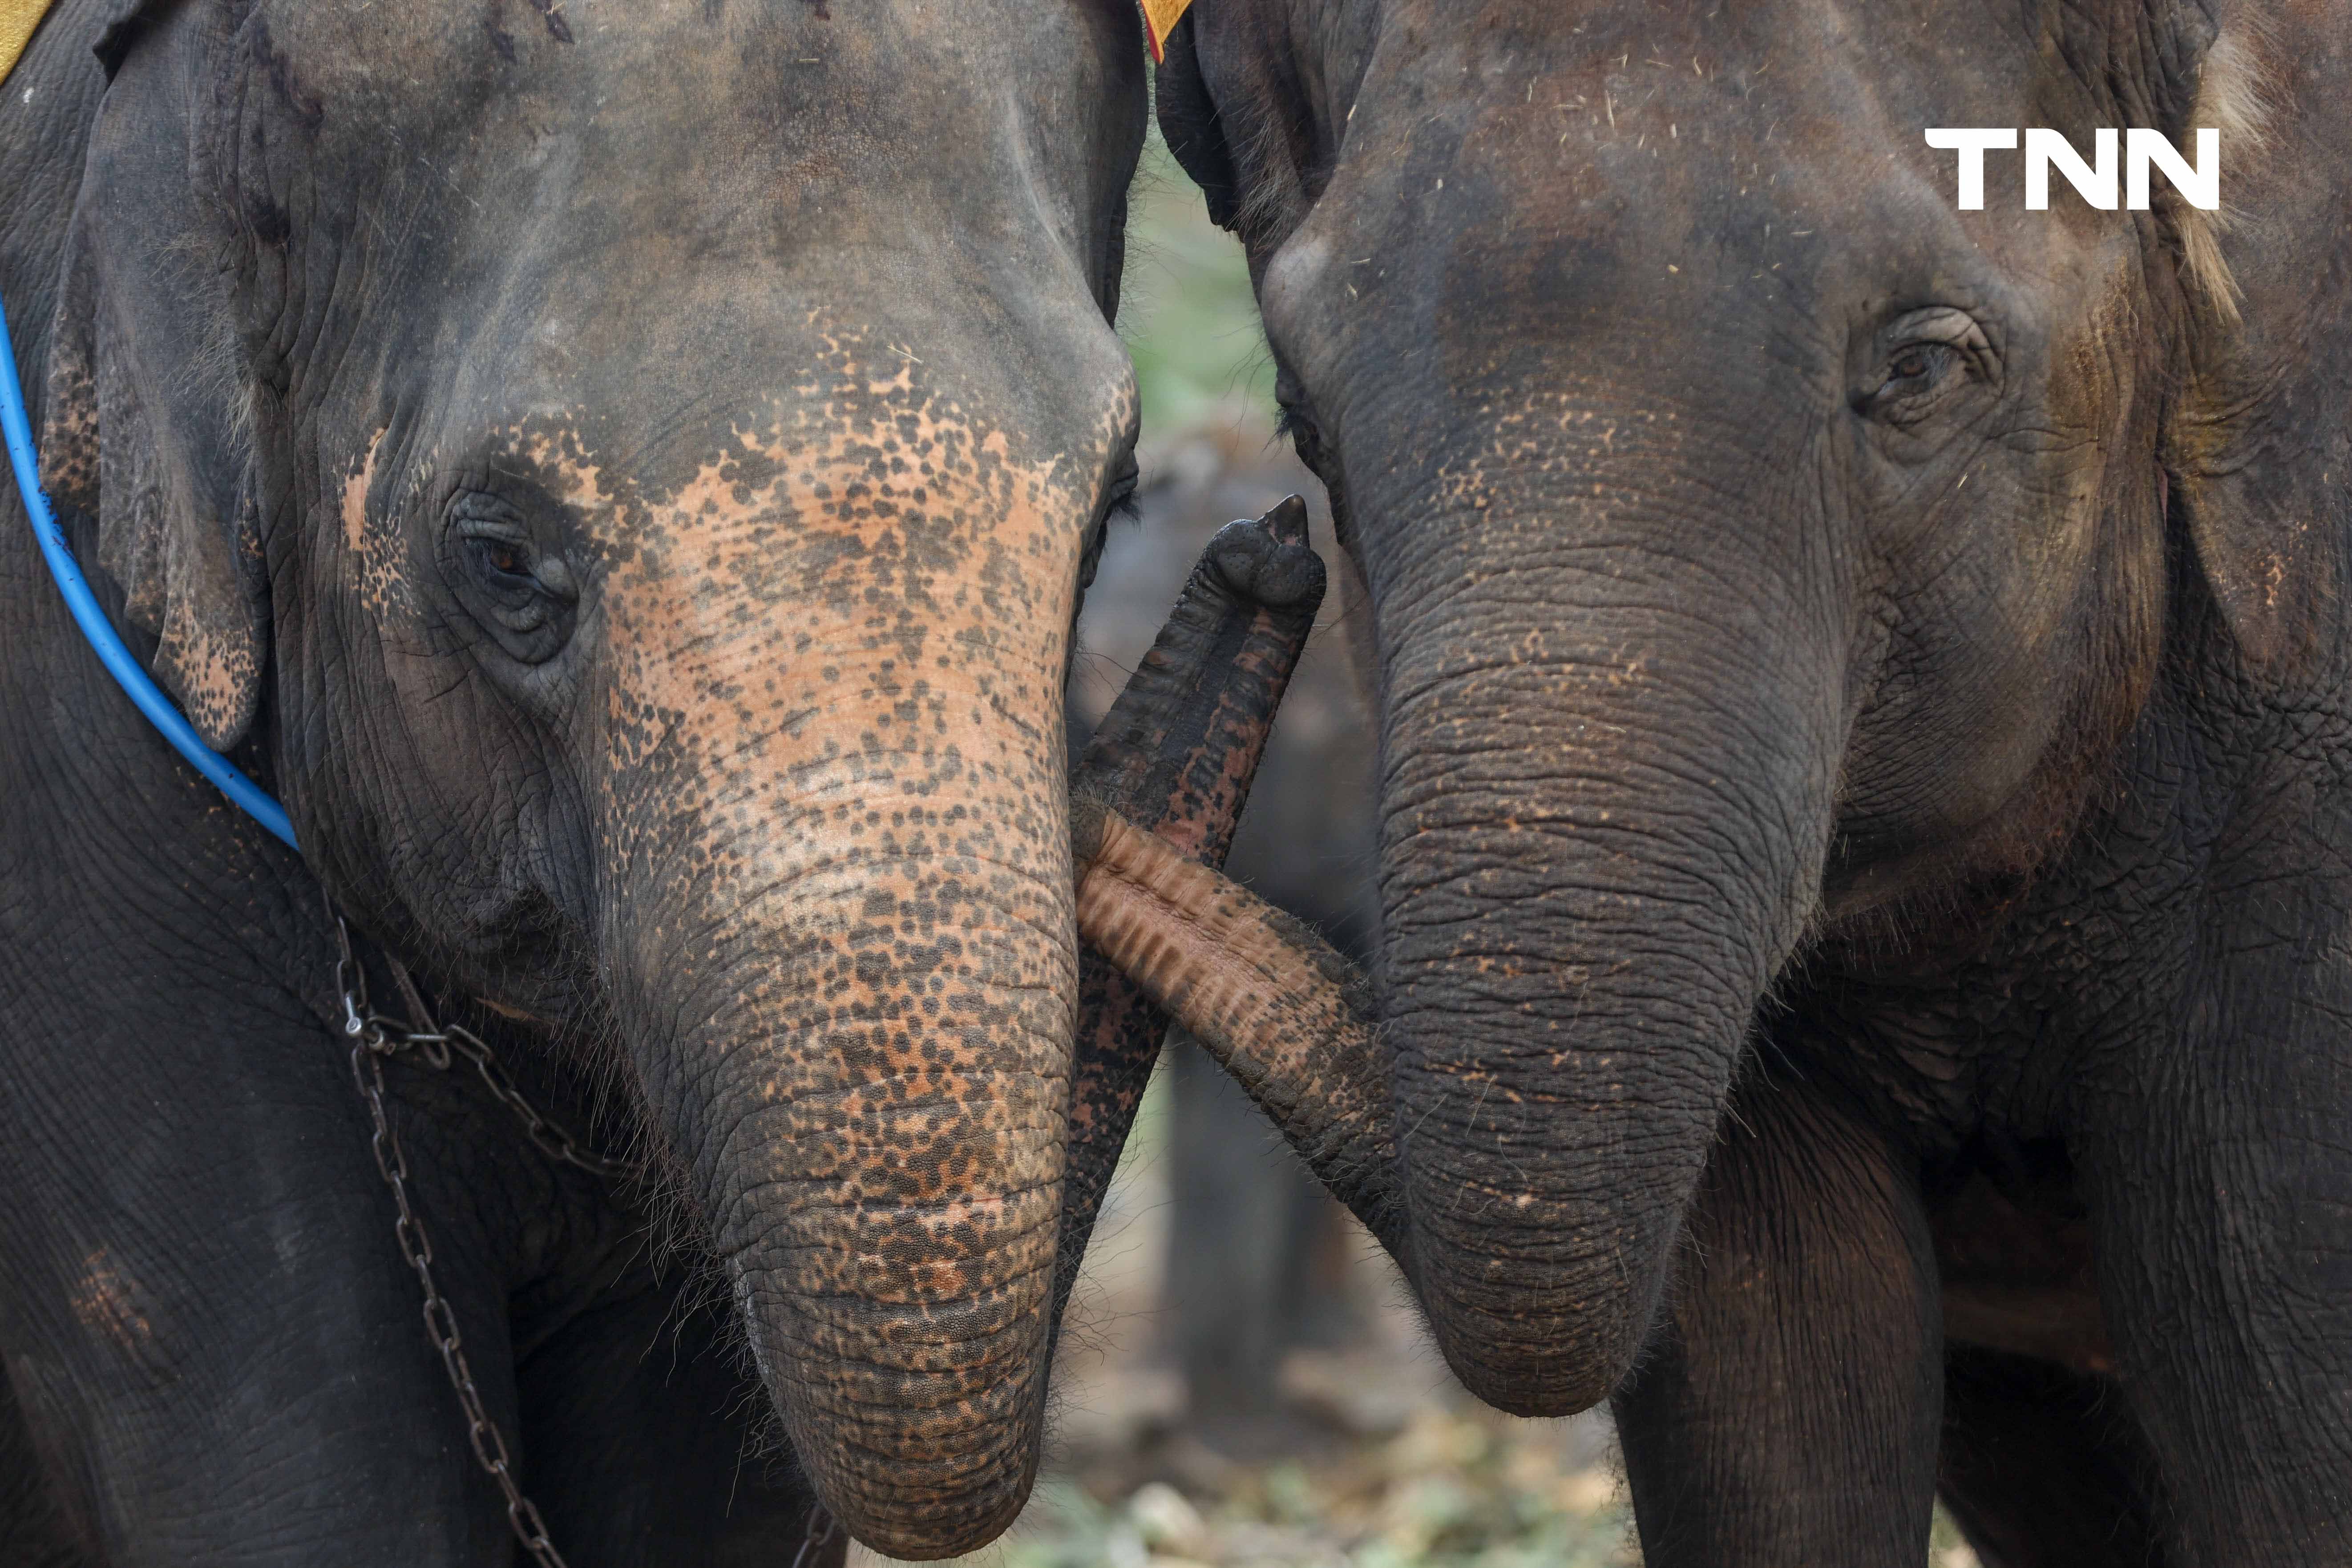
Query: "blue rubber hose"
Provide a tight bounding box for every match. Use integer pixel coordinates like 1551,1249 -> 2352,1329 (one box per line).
0,287 -> 299,849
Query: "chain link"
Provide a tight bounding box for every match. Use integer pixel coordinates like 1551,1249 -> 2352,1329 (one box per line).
335,910 -> 639,1568
792,1504 -> 841,1568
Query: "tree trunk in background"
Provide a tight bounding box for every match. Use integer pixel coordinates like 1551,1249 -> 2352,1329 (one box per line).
1164,1041 -> 1362,1429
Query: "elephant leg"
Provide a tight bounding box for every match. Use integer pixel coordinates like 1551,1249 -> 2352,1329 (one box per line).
1611,1071 -> 1942,1568
516,1267 -> 837,1568
2075,1011 -> 2352,1564
1936,1345 -> 2170,1568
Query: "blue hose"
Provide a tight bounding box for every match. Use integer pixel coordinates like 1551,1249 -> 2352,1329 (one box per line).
0,288 -> 299,849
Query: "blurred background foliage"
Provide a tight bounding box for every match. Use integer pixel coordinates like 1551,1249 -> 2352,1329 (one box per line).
850,123 -> 1982,1568
1120,130 -> 1280,449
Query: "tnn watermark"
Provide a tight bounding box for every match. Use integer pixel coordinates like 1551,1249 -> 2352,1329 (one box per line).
1925,128 -> 2219,211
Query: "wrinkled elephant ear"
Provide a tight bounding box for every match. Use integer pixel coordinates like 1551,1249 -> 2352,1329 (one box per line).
2165,8 -> 2349,675
1154,12 -> 1240,230
40,15 -> 267,752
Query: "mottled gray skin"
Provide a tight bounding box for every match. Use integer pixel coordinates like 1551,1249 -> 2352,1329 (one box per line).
1152,0 -> 2352,1562
0,0 -> 1144,1559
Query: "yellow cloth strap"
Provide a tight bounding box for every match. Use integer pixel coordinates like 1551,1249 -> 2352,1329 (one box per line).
0,0 -> 56,86
1138,0 -> 1192,63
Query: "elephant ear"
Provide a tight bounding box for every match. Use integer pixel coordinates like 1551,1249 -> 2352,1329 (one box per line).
2163,5 -> 2352,675
1156,12 -> 1240,230
38,11 -> 267,751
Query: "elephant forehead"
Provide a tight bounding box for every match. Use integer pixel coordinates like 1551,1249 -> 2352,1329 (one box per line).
557,394 -> 1077,800
255,0 -> 1091,97
248,0 -> 1136,214
563,386 -> 1083,641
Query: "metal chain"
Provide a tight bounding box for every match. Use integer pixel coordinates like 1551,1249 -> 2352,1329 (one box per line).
335,910 -> 638,1568
348,1039 -> 572,1566
434,1025 -> 635,1181
792,1504 -> 841,1568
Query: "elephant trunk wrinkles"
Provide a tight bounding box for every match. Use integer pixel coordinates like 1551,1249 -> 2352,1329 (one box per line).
634,829 -> 1070,1560
1377,575 -> 1837,1413
596,468 -> 1081,1556
1085,554 -> 1841,1418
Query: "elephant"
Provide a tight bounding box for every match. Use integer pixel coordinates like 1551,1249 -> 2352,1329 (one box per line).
0,0 -> 1330,1561
1075,0 -> 2352,1564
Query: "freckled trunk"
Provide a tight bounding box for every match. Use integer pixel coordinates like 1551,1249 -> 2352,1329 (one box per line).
633,852 -> 1070,1558
595,476 -> 1080,1558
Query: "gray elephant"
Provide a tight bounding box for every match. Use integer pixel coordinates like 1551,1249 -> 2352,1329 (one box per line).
0,0 -> 1170,1560
1076,1 -> 2352,1564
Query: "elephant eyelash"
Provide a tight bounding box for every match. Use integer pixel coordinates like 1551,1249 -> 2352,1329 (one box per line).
445,495 -> 580,664
1275,404 -> 1334,477
1079,475 -> 1138,594
469,533 -> 536,585
1861,343 -> 1966,426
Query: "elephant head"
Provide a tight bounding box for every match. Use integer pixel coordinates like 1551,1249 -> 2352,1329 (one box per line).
1125,0 -> 2352,1416
38,0 -> 1145,1553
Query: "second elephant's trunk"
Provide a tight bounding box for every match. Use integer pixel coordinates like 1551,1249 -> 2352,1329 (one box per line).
1082,535 -> 1848,1416
1361,523 -> 1846,1411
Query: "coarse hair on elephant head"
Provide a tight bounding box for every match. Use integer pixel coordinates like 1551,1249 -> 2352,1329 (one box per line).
36,0 -> 1147,1554
1146,0 -> 2348,1415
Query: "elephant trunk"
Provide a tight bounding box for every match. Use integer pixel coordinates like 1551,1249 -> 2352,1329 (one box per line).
1368,551 -> 1843,1413
1074,673 -> 1820,1419
1071,797 -> 1400,1248
593,457 -> 1081,1558
1081,518 -> 1847,1418
637,851 -> 1067,1559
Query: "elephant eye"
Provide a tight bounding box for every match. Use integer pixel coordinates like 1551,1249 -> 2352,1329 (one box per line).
1080,471 -> 1136,594
1273,360 -> 1336,479
1857,308 -> 1998,431
1276,399 -> 1333,476
1861,342 -> 1966,427
446,492 -> 578,664
1888,348 -> 1937,384
460,525 -> 553,605
474,537 -> 533,583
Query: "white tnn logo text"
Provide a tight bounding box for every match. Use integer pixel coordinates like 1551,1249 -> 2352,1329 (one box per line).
1925,128 -> 2220,210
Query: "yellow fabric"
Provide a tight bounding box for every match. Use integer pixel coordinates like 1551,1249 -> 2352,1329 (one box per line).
0,0 -> 57,86
1138,0 -> 1192,63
